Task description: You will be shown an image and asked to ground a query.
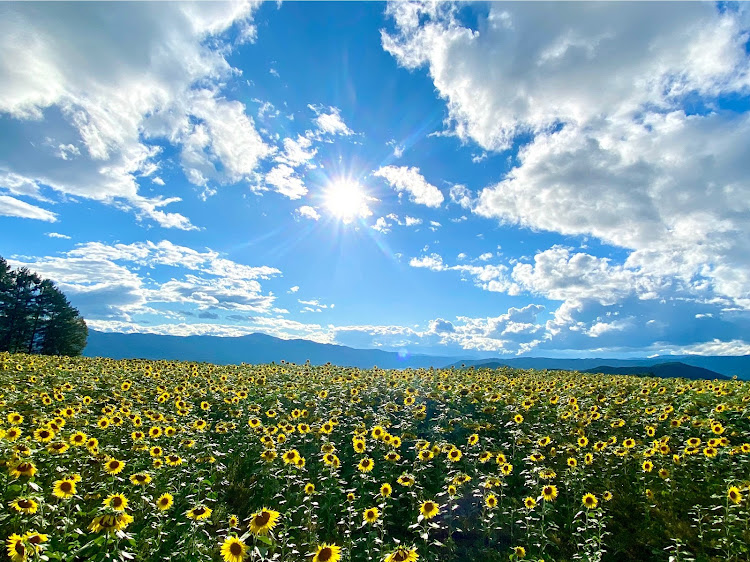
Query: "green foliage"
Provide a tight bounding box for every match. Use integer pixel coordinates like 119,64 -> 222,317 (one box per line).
0,256 -> 87,356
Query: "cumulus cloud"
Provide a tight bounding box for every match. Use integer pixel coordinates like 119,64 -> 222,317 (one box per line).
9,239 -> 281,321
0,2 -> 267,228
265,164 -> 307,199
384,1 -> 750,337
383,2 -> 750,150
308,104 -> 355,136
296,206 -> 320,221
373,166 -> 444,208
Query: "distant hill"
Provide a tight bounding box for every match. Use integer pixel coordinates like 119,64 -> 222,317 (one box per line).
450,356 -> 749,379
582,362 -> 729,380
84,330 -> 462,369
84,330 -> 749,379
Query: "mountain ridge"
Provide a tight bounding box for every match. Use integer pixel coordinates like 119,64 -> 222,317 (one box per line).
83,330 -> 749,379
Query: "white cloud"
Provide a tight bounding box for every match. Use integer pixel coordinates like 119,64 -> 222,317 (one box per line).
276,135 -> 317,167
449,184 -> 474,209
0,195 -> 57,222
478,252 -> 493,262
385,2 -> 750,315
288,286 -> 299,294
383,3 -> 750,151
373,165 -> 444,208
265,164 -> 307,200
372,216 -> 391,233
10,239 -> 281,321
308,104 -> 354,136
0,2 -> 266,228
296,205 -> 320,221
46,232 -> 71,239
404,216 -> 422,226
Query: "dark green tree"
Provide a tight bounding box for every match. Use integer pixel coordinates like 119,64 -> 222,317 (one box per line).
0,256 -> 87,356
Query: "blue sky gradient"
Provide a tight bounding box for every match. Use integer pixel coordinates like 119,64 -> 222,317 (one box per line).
2,1 -> 750,358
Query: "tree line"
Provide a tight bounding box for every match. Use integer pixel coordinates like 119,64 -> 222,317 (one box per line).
0,256 -> 88,356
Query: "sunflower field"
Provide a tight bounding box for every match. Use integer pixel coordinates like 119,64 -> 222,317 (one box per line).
1,352 -> 749,562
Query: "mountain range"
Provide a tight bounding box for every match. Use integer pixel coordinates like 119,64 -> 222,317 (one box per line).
83,330 -> 748,379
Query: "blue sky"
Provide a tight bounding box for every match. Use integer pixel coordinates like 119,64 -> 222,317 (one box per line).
2,1 -> 750,358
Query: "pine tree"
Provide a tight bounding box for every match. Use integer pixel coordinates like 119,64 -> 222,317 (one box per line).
0,256 -> 87,356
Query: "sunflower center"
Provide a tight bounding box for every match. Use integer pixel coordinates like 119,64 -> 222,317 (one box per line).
18,499 -> 32,508
14,542 -> 25,555
194,507 -> 206,516
112,497 -> 123,508
318,547 -> 333,561
230,542 -> 243,555
393,552 -> 408,562
255,511 -> 271,526
61,481 -> 73,493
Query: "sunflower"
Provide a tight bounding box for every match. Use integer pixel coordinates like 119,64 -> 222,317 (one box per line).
70,432 -> 87,446
186,505 -> 213,521
312,543 -> 341,562
485,494 -> 498,508
220,536 -> 248,562
305,483 -> 316,495
156,493 -> 174,511
165,454 -> 183,466
33,428 -> 55,443
418,450 -> 433,462
7,412 -> 23,424
10,497 -> 38,515
104,458 -> 125,475
248,507 -> 281,536
512,546 -> 526,558
5,427 -> 22,441
150,446 -> 163,457
103,493 -> 128,512
261,449 -> 277,462
397,474 -> 415,487
47,441 -> 69,454
53,478 -> 76,499
582,493 -> 598,509
88,513 -> 134,533
364,507 -> 380,524
500,463 -> 513,476
542,485 -> 558,502
228,514 -> 239,528
283,449 -> 300,465
384,545 -> 419,562
603,491 -> 613,502
642,460 -> 654,472
728,486 -> 743,505
380,483 -> 392,498
22,532 -> 47,553
130,473 -> 151,486
524,496 -> 536,510
358,457 -> 374,472
6,534 -> 27,562
447,448 -> 462,462
420,500 -> 439,519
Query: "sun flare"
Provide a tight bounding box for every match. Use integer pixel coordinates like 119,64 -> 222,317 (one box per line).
324,180 -> 371,222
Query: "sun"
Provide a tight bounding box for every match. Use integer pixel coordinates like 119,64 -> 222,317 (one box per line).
324,180 -> 371,223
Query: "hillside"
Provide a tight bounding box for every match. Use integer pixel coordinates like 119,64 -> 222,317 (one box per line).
83,330 -> 461,369
582,361 -> 729,380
